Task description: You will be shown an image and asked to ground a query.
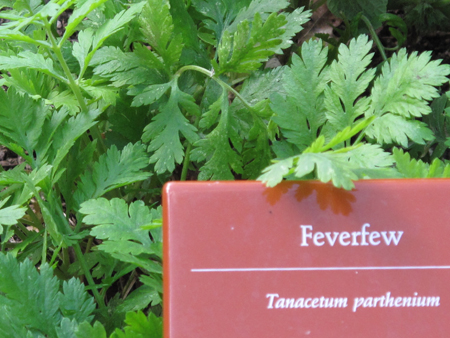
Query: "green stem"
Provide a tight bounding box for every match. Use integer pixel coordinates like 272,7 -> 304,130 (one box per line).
361,15 -> 387,62
180,146 -> 191,181
44,20 -> 89,113
44,19 -> 107,154
13,222 -> 29,240
42,228 -> 48,264
26,205 -> 43,231
215,77 -> 255,111
84,236 -> 94,254
121,270 -> 137,299
180,116 -> 201,181
353,130 -> 367,145
176,66 -> 260,180
49,241 -> 64,266
61,247 -> 70,271
176,65 -> 256,112
73,243 -> 106,309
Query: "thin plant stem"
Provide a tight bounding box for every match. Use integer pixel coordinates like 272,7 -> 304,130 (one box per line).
176,65 -> 256,112
26,205 -> 43,231
49,241 -> 64,266
361,15 -> 387,62
176,66 -> 263,179
353,130 -> 367,145
84,236 -> 94,254
61,247 -> 70,271
44,20 -> 89,112
13,222 -> 29,240
73,243 -> 106,309
180,114 -> 201,181
42,228 -> 48,264
180,140 -> 193,181
43,19 -> 107,154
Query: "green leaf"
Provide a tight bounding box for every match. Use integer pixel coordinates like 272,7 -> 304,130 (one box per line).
0,0 -> 14,10
365,49 -> 450,146
91,45 -> 165,87
110,311 -> 162,338
59,279 -> 95,324
346,143 -> 394,168
259,141 -> 393,189
81,198 -> 153,246
63,0 -> 109,43
72,28 -> 94,76
325,35 -> 375,131
3,68 -> 55,99
46,90 -> 80,115
191,0 -> 250,43
116,286 -> 161,313
80,198 -> 162,273
0,204 -> 26,226
74,142 -> 151,205
258,157 -> 294,187
169,0 -> 207,67
139,0 -> 183,69
279,8 -> 312,49
393,147 -> 450,178
198,89 -> 223,129
191,92 -> 243,179
0,203 -> 26,245
81,82 -> 117,106
0,51 -> 66,82
56,318 -> 78,338
217,12 -> 290,74
0,88 -> 50,161
13,0 -> 43,15
128,82 -> 171,107
58,141 -> 96,212
224,69 -> 286,179
242,121 -> 272,179
142,81 -> 199,174
370,49 -> 450,118
106,100 -> 152,145
231,67 -> 286,117
0,164 -> 52,206
366,114 -> 434,147
227,0 -> 290,33
92,3 -> 145,53
271,39 -> 329,149
424,94 -> 448,159
44,109 -> 103,172
75,321 -> 107,338
295,151 -> 359,189
327,0 -> 387,28
0,254 -> 96,337
74,2 -> 146,76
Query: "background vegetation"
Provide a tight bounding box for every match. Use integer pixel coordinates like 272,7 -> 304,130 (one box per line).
0,0 -> 450,336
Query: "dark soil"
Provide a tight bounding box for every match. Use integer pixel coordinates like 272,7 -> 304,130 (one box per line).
0,146 -> 24,170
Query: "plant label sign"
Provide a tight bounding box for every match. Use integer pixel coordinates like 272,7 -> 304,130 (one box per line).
163,180 -> 450,337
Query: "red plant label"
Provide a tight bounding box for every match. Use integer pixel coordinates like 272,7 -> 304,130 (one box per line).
163,180 -> 450,337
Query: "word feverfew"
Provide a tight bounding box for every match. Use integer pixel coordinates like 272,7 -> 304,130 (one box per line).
300,224 -> 403,247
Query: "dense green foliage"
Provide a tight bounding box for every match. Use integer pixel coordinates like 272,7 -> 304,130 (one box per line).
0,0 -> 449,335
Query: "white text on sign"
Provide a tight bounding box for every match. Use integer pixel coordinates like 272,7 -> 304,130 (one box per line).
300,223 -> 403,247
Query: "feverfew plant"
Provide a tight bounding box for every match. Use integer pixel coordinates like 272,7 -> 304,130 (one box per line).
0,0 -> 448,335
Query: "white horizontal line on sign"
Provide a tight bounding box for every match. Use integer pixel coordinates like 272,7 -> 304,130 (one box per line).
191,266 -> 450,272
